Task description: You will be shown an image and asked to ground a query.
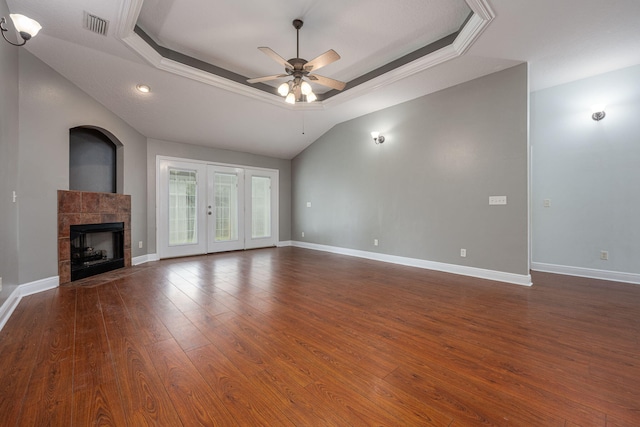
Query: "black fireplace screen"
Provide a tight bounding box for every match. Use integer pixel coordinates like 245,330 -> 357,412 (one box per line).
70,222 -> 124,281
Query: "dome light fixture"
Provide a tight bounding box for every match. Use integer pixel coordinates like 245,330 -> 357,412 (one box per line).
0,14 -> 41,47
136,84 -> 151,93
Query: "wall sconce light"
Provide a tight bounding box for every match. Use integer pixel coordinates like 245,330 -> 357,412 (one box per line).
0,14 -> 41,47
591,104 -> 606,121
371,131 -> 385,144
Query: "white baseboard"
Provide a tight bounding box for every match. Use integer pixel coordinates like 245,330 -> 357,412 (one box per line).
531,262 -> 640,285
132,253 -> 159,265
0,287 -> 22,332
292,241 -> 532,286
277,240 -> 293,247
19,275 -> 59,297
0,275 -> 59,332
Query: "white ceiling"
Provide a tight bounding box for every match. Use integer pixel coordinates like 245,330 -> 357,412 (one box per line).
6,0 -> 640,159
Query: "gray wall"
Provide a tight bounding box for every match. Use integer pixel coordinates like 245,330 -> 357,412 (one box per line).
0,0 -> 20,302
292,64 -> 530,275
147,138 -> 292,254
531,64 -> 640,274
17,50 -> 148,284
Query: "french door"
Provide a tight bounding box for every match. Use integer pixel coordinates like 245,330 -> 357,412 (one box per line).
158,158 -> 278,258
158,160 -> 208,258
207,165 -> 245,253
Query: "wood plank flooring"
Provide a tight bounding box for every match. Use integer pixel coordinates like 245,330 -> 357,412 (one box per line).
1,247 -> 639,426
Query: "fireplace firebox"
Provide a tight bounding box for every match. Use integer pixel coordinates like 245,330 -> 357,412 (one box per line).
70,222 -> 125,281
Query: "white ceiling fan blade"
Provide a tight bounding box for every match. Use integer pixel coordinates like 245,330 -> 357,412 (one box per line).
247,74 -> 288,84
304,50 -> 340,72
308,74 -> 346,91
258,47 -> 294,70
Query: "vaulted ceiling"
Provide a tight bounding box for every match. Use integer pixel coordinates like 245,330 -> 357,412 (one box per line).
7,0 -> 640,158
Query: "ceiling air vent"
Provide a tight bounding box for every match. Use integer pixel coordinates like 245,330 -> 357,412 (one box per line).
83,12 -> 109,36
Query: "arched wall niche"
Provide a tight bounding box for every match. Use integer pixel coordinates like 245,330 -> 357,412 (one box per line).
69,126 -> 124,193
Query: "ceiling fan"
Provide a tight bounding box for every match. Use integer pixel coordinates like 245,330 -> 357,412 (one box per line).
247,19 -> 346,104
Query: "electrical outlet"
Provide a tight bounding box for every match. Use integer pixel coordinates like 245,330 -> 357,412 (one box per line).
301,231 -> 305,238
460,249 -> 467,257
543,199 -> 551,208
138,241 -> 143,249
306,201 -> 312,207
600,250 -> 609,261
374,239 -> 379,246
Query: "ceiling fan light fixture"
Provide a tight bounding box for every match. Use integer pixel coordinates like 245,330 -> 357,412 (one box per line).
247,19 -> 345,103
285,92 -> 296,104
277,82 -> 290,97
300,81 -> 312,95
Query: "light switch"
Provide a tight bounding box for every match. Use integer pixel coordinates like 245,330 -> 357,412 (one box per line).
306,201 -> 311,207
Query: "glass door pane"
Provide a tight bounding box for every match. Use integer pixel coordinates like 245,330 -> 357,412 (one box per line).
214,173 -> 238,242
245,169 -> 278,249
251,176 -> 271,239
169,168 -> 198,245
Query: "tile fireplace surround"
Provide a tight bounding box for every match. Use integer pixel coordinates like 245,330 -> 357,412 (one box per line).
58,190 -> 131,284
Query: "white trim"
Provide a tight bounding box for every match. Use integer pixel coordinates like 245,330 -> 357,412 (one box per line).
19,276 -> 59,297
277,240 -> 293,247
132,254 -> 159,265
293,241 -> 532,286
322,45 -> 459,107
531,262 -> 640,285
0,287 -> 22,332
465,0 -> 496,21
0,276 -> 59,332
115,0 -> 144,39
156,155 -> 279,173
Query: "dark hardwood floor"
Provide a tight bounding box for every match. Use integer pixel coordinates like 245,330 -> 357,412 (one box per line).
1,247 -> 639,426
